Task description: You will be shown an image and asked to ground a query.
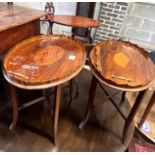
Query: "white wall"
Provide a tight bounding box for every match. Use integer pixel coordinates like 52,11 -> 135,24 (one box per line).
14,2 -> 100,40
14,2 -> 45,10
15,2 -> 77,35
53,2 -> 77,35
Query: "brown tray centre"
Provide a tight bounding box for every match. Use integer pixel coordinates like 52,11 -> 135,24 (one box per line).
34,45 -> 64,65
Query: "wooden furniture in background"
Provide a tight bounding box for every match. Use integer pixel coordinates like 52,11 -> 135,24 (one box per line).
122,37 -> 155,143
48,14 -> 100,99
0,3 -> 48,54
136,68 -> 155,143
138,52 -> 155,134
79,40 -> 155,144
72,2 -> 96,43
45,2 -> 55,19
90,40 -> 155,87
3,34 -> 86,146
42,2 -> 55,34
48,15 -> 100,59
0,3 -> 49,106
49,15 -> 100,29
138,92 -> 155,129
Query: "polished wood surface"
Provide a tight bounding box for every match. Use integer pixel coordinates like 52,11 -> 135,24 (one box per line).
80,40 -> 155,144
0,3 -> 49,54
90,40 -> 155,88
50,15 -> 100,28
0,3 -> 48,32
0,20 -> 40,54
89,58 -> 153,92
3,34 -> 85,146
3,34 -> 86,89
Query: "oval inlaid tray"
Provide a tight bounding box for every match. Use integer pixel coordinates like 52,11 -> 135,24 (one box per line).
3,34 -> 85,87
90,40 -> 155,88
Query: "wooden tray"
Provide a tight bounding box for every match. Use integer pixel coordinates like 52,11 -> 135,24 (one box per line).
50,15 -> 100,28
90,40 -> 155,88
3,34 -> 86,89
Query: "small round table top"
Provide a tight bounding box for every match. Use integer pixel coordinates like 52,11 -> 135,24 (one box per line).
89,40 -> 155,92
50,15 -> 101,28
3,34 -> 86,89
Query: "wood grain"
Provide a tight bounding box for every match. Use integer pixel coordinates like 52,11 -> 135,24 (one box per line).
0,3 -> 48,32
3,34 -> 86,88
0,3 -> 50,54
0,20 -> 40,54
50,15 -> 101,28
90,40 -> 155,88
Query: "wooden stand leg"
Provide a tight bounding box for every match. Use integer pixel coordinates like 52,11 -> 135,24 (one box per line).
49,91 -> 54,119
53,85 -> 61,146
123,90 -> 146,143
74,78 -> 79,99
138,91 -> 155,129
68,79 -> 73,106
9,85 -> 18,131
119,91 -> 126,106
79,75 -> 97,129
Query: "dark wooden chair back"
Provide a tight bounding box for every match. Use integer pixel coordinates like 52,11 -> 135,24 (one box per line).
72,2 -> 96,43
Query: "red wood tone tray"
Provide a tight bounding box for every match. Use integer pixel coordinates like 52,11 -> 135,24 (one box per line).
3,35 -> 85,87
90,40 -> 155,88
51,15 -> 100,28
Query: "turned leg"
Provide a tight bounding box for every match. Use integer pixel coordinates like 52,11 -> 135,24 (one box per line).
53,85 -> 61,146
123,90 -> 146,143
138,91 -> 155,128
79,75 -> 97,129
9,85 -> 18,131
119,91 -> 126,106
